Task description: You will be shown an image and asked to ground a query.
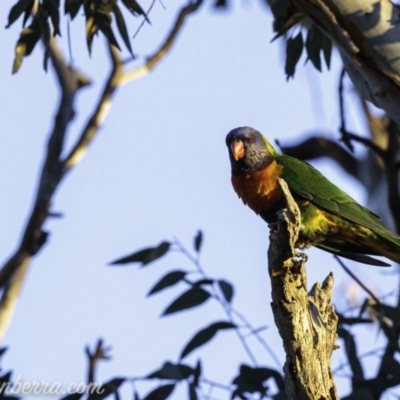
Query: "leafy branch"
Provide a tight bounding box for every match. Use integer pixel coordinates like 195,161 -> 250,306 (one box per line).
110,230 -> 286,399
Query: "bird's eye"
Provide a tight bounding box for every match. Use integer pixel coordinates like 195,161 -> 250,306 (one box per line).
250,135 -> 256,143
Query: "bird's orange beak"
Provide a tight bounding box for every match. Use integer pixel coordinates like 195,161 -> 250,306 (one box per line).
231,140 -> 245,161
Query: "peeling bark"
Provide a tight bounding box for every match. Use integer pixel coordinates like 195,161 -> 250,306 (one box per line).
268,179 -> 339,400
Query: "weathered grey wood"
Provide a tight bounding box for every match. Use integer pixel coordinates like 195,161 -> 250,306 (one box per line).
268,179 -> 339,400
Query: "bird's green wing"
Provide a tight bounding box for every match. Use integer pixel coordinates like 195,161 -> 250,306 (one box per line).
277,154 -> 400,245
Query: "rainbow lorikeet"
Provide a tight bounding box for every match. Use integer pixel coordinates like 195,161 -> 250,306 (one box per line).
226,126 -> 400,266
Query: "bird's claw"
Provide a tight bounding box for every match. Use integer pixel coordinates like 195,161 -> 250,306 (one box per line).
295,251 -> 307,262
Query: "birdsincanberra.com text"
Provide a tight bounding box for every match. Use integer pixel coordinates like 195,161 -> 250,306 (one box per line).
0,376 -> 106,396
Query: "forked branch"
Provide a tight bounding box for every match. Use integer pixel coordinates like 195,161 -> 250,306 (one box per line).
0,0 -> 203,342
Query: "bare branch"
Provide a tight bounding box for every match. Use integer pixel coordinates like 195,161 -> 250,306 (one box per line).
121,0 -> 203,85
63,44 -> 124,171
0,38 -> 90,341
335,257 -> 381,305
63,0 -> 203,168
279,135 -> 359,179
86,338 -> 112,385
132,0 -> 157,40
0,0 -> 203,341
269,178 -> 338,399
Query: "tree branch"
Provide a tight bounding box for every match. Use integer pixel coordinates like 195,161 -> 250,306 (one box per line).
0,38 -> 90,341
279,135 -> 359,179
63,44 -> 124,171
268,178 -> 338,400
0,0 -> 203,341
63,0 -> 203,168
121,0 -> 203,85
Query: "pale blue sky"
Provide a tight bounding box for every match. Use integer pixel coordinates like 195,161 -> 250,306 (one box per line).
0,1 -> 398,398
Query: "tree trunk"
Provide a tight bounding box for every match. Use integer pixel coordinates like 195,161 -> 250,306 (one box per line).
291,0 -> 400,126
268,179 -> 339,400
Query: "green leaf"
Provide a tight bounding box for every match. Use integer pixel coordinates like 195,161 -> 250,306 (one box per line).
120,0 -> 148,21
338,327 -> 364,381
180,321 -> 236,359
0,348 -> 8,359
270,0 -> 291,19
192,278 -> 214,286
6,0 -> 34,28
110,241 -> 170,266
43,0 -> 60,36
194,230 -> 203,253
285,32 -> 303,80
85,15 -> 97,54
321,30 -> 332,69
38,16 -> 51,71
271,11 -> 304,41
65,0 -> 83,20
218,279 -> 234,303
147,362 -> 193,380
162,287 -> 210,316
147,270 -> 187,296
95,11 -> 121,51
214,0 -> 227,7
22,3 -> 32,26
143,384 -> 175,400
0,371 -> 21,400
12,20 -> 42,74
111,3 -> 133,55
305,24 -> 331,71
270,0 -> 303,41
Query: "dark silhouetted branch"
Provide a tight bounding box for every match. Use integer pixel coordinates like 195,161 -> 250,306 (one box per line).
279,135 -> 359,179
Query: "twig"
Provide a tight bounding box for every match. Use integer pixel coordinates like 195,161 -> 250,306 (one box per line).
175,238 -> 282,368
173,239 -> 282,367
341,131 -> 386,159
173,239 -> 259,366
337,69 -> 387,160
338,68 -> 354,152
132,0 -> 157,39
335,256 -> 381,305
85,338 -> 112,384
333,346 -> 385,375
200,377 -> 233,392
121,0 -> 203,85
64,0 -> 203,168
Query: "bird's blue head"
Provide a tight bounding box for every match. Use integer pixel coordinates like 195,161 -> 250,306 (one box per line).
226,127 -> 276,175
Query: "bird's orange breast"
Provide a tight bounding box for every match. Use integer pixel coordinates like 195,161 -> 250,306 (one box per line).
231,160 -> 284,216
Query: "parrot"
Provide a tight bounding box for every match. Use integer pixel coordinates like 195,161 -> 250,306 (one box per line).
225,126 -> 400,266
